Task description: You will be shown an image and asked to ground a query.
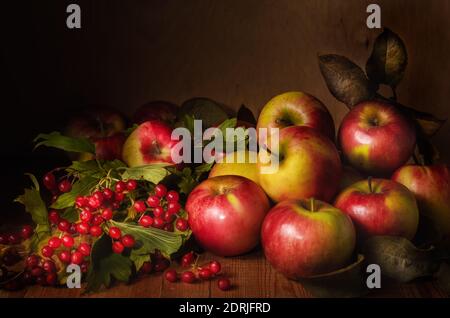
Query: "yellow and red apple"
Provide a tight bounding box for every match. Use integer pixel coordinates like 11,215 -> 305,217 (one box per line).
335,178 -> 419,241
338,101 -> 416,176
257,91 -> 335,142
186,176 -> 270,256
258,126 -> 342,202
208,150 -> 259,184
122,120 -> 179,167
392,164 -> 450,238
261,199 -> 356,278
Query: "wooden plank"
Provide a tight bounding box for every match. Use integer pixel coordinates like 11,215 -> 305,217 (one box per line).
2,251 -> 447,298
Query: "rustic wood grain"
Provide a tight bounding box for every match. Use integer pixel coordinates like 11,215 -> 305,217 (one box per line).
1,251 -> 448,298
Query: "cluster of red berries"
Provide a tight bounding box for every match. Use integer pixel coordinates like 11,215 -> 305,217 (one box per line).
137,184 -> 189,233
108,227 -> 135,254
0,225 -> 34,247
42,172 -> 73,203
41,234 -> 91,268
22,254 -> 69,286
137,251 -> 171,275
163,252 -> 231,291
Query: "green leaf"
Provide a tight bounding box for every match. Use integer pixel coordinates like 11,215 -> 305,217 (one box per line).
124,124 -> 139,137
173,167 -> 197,195
298,254 -> 368,298
34,132 -> 95,154
179,114 -> 196,134
110,220 -> 185,269
237,104 -> 256,125
85,235 -> 132,293
121,164 -> 170,184
179,97 -> 229,128
130,254 -> 151,272
51,176 -> 98,209
60,207 -> 79,223
102,159 -> 127,171
318,54 -> 376,108
195,163 -> 214,175
363,236 -> 440,283
217,118 -> 237,132
67,159 -> 126,179
14,174 -> 51,251
366,28 -> 407,89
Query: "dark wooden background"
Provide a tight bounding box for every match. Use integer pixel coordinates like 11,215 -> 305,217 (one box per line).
1,0 -> 450,298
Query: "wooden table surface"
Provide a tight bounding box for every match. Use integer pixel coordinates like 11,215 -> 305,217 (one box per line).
1,250 -> 448,298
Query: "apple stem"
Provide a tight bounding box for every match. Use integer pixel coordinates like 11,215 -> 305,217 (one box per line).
310,197 -> 316,212
368,176 -> 373,193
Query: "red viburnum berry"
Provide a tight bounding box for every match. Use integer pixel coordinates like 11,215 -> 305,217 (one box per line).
58,179 -> 72,193
115,181 -> 127,193
175,218 -> 189,231
42,172 -> 56,190
154,184 -> 167,197
218,278 -> 231,291
181,271 -> 196,284
139,215 -> 153,228
121,234 -> 135,248
133,200 -> 147,213
108,227 -> 121,239
164,269 -> 178,283
146,195 -> 160,208
166,190 -> 179,202
112,241 -> 124,254
126,180 -> 138,191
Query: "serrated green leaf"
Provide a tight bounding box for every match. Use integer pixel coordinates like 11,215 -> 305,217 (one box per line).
34,132 -> 95,154
14,174 -> 51,251
102,159 -> 127,171
195,163 -> 214,175
130,254 -> 151,272
110,220 -> 185,267
67,159 -> 126,179
51,177 -> 98,209
60,207 -> 79,223
85,235 -> 132,293
121,164 -> 170,184
217,118 -> 237,132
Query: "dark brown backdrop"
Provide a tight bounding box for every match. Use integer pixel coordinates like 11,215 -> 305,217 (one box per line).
1,0 -> 449,218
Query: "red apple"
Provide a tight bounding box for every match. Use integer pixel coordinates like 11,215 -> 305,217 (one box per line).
392,164 -> 450,238
258,126 -> 342,202
257,91 -> 335,142
186,176 -> 270,256
94,133 -> 126,161
122,120 -> 179,167
338,101 -> 416,176
334,178 -> 419,241
261,198 -> 356,278
132,101 -> 178,125
65,107 -> 127,140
